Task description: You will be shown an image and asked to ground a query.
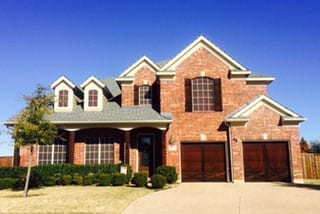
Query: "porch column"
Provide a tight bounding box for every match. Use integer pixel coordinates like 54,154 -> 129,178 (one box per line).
162,130 -> 167,166
68,131 -> 75,164
124,131 -> 130,165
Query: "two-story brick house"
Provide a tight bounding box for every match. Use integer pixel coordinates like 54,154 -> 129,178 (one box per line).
8,36 -> 305,183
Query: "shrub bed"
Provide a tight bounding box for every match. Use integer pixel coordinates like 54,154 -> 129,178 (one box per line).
97,173 -> 113,186
0,178 -> 18,190
131,172 -> 148,187
112,173 -> 127,186
156,166 -> 177,184
151,174 -> 166,189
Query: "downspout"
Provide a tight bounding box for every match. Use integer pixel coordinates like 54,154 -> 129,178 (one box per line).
225,122 -> 234,183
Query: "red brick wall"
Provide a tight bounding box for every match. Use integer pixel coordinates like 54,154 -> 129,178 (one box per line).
74,142 -> 85,165
160,47 -> 269,175
121,66 -> 157,107
19,144 -> 39,167
231,105 -> 303,181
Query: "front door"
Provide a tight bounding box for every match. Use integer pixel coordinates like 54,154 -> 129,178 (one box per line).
138,135 -> 154,176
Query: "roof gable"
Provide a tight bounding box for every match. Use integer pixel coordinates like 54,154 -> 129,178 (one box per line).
226,95 -> 306,126
161,35 -> 248,71
51,76 -> 75,89
81,76 -> 105,89
119,56 -> 159,78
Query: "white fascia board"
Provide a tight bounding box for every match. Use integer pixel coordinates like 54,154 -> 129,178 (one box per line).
81,76 -> 105,88
246,77 -> 275,82
157,71 -> 176,79
119,56 -> 159,77
230,70 -> 252,78
51,120 -> 173,124
282,117 -> 307,122
225,117 -> 249,122
161,35 -> 247,71
51,76 -> 75,89
115,77 -> 134,84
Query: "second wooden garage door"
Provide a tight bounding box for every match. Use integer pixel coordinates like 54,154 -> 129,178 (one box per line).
243,142 -> 291,182
181,143 -> 226,182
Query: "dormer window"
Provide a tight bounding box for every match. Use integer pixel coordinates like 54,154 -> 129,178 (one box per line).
51,76 -> 75,112
81,76 -> 105,111
139,85 -> 152,105
88,90 -> 98,107
58,90 -> 69,107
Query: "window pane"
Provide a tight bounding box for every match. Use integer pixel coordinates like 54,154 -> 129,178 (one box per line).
58,90 -> 68,107
139,85 -> 152,105
191,77 -> 215,112
88,90 -> 98,107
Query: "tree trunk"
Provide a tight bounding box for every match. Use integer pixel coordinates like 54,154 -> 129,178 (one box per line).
24,144 -> 33,197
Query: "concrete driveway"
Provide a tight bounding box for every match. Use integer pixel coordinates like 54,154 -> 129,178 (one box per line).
123,182 -> 320,214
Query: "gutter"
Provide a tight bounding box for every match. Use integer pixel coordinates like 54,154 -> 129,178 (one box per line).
225,122 -> 234,183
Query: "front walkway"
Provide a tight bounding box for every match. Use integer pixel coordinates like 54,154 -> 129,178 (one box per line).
122,182 -> 320,214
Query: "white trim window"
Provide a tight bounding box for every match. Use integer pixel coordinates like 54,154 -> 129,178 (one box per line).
38,141 -> 67,165
58,90 -> 69,107
85,138 -> 114,164
139,85 -> 152,105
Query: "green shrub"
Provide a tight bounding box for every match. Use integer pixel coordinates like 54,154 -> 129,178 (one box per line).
0,164 -> 131,180
97,173 -> 112,186
42,176 -> 56,186
112,173 -> 127,186
151,174 -> 166,189
83,174 -> 95,186
0,178 -> 18,190
73,174 -> 83,185
0,167 -> 27,178
131,172 -> 148,187
61,175 -> 72,185
156,166 -> 178,184
12,170 -> 42,190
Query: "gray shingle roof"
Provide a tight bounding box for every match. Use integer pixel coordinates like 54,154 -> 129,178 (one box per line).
48,102 -> 171,123
100,78 -> 121,98
155,60 -> 171,69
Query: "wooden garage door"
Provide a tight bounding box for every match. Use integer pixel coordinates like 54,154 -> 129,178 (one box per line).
181,143 -> 226,182
243,142 -> 291,182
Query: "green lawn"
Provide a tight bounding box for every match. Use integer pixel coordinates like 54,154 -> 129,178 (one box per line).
0,186 -> 154,213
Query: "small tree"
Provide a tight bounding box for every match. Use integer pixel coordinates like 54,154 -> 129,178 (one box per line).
12,85 -> 57,197
310,139 -> 320,153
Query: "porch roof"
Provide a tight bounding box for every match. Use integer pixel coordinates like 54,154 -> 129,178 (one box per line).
49,106 -> 172,123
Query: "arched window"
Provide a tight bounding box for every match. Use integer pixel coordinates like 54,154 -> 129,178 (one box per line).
58,90 -> 68,107
191,77 -> 215,111
139,85 -> 152,105
88,90 -> 98,107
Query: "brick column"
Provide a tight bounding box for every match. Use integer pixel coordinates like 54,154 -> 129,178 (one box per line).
162,130 -> 167,166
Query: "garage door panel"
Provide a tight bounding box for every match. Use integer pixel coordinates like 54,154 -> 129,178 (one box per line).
181,143 -> 226,182
243,142 -> 290,182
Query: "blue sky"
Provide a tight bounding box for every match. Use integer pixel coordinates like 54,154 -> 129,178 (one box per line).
0,0 -> 319,156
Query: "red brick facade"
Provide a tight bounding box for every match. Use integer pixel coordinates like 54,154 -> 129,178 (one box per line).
16,36 -> 304,183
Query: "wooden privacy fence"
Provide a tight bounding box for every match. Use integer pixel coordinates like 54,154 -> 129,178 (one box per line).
301,153 -> 320,179
0,156 -> 13,167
